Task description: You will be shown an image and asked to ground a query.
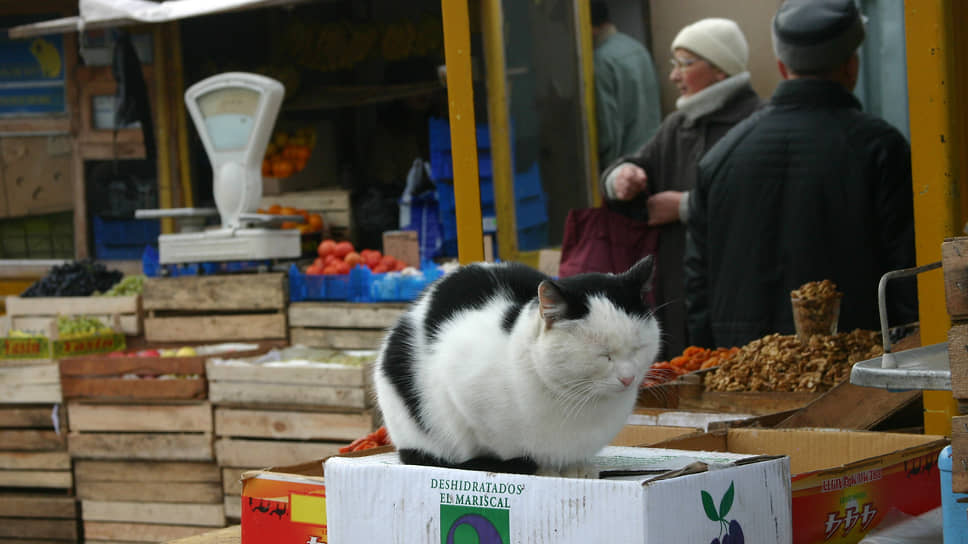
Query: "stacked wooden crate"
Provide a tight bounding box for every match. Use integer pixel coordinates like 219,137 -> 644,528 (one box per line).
142,273 -> 288,345
0,320 -> 78,544
207,353 -> 378,521
60,353 -> 225,542
944,237 -> 968,496
288,302 -> 403,350
5,294 -> 143,337
0,404 -> 77,544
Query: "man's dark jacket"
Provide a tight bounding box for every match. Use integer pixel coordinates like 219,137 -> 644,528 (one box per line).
684,78 -> 918,348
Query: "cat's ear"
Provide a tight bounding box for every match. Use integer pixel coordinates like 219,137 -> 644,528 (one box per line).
624,255 -> 655,301
538,280 -> 568,329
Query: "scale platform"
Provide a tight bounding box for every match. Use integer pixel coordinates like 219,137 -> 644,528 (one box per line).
849,342 -> 950,391
157,228 -> 300,264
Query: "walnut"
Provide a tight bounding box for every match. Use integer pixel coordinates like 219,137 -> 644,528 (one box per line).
703,329 -> 882,393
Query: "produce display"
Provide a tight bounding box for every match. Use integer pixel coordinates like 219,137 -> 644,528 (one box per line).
21,260 -> 123,297
307,238 -> 407,275
257,203 -> 325,234
340,426 -> 391,453
704,329 -> 882,393
98,275 -> 146,296
647,346 -> 740,385
57,315 -> 115,339
262,127 -> 315,179
790,279 -> 843,338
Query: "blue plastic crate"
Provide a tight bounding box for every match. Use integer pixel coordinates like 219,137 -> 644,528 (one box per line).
351,265 -> 443,303
429,117 -> 491,152
513,163 -> 544,200
518,223 -> 549,251
94,216 -> 160,260
515,195 -> 549,229
288,264 -> 352,301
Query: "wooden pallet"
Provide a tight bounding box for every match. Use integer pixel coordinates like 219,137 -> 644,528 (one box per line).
143,274 -> 288,344
67,402 -> 214,462
0,404 -> 71,492
0,493 -> 79,542
5,295 -> 142,336
288,301 -> 403,350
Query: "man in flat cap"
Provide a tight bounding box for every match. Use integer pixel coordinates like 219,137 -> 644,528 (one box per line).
683,0 -> 917,349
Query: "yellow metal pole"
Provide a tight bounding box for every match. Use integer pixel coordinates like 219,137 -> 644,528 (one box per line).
905,0 -> 968,435
576,0 -> 601,207
171,22 -> 194,208
480,0 -> 517,261
441,0 -> 484,264
153,25 -> 174,235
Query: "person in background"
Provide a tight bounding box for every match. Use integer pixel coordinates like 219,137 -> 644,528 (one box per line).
591,1 -> 662,170
684,0 -> 917,349
600,17 -> 761,359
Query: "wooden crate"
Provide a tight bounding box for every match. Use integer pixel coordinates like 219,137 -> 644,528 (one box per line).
0,493 -> 79,543
0,404 -> 71,492
0,363 -> 61,404
5,295 -> 142,336
638,374 -> 824,415
260,188 -> 352,238
142,274 -> 288,344
288,301 -> 404,350
206,358 -> 373,410
59,356 -> 206,402
67,402 -> 214,462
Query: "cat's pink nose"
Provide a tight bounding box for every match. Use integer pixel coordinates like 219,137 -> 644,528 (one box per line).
619,376 -> 634,387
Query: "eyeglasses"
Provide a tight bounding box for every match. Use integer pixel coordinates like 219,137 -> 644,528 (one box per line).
669,57 -> 701,70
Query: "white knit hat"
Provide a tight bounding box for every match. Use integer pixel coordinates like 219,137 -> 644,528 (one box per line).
671,18 -> 749,76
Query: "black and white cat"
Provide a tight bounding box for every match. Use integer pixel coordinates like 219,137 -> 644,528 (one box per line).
372,256 -> 661,477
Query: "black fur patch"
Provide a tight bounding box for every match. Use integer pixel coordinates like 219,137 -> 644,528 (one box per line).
555,272 -> 652,320
381,317 -> 427,431
424,263 -> 546,340
501,303 -> 525,333
399,448 -> 538,475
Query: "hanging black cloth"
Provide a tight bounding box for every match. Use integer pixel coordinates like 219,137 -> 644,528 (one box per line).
111,30 -> 155,160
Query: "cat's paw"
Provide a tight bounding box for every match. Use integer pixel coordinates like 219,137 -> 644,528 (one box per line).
536,464 -> 599,479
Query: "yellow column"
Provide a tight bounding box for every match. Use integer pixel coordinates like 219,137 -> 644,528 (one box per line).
480,0 -> 517,262
441,0 -> 484,264
576,0 -> 600,207
905,0 -> 968,435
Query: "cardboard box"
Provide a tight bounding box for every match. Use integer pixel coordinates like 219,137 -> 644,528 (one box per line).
0,136 -> 74,217
382,230 -> 419,269
324,446 -> 792,543
655,427 -> 948,544
241,458 -> 331,544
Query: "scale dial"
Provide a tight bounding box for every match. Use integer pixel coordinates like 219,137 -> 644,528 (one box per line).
196,87 -> 261,151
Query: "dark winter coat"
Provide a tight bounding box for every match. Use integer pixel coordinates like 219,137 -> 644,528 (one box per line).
601,83 -> 761,359
684,78 -> 918,349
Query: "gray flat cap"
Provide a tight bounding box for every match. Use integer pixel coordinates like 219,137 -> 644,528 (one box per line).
772,0 -> 865,73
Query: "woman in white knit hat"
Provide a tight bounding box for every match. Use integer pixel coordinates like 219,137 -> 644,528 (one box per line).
599,17 -> 762,359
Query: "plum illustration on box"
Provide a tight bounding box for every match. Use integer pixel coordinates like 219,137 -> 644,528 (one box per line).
703,482 -> 745,544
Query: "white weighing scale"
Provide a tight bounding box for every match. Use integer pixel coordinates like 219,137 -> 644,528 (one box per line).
136,72 -> 302,264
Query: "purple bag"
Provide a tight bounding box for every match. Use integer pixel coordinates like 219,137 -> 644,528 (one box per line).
558,206 -> 659,300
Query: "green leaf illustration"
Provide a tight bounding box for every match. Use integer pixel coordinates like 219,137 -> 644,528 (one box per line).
701,490 -> 720,522
719,482 -> 735,519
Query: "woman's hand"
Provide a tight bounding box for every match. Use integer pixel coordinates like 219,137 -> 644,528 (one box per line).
646,191 -> 684,226
613,164 -> 648,200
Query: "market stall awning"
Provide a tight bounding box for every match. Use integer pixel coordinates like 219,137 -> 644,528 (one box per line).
7,0 -> 312,39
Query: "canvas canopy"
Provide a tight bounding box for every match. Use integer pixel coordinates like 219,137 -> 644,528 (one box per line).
8,0 -> 309,39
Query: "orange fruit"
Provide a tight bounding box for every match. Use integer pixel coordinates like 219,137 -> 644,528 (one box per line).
280,207 -> 297,217
262,159 -> 272,176
268,204 -> 282,214
272,160 -> 295,178
307,213 -> 324,232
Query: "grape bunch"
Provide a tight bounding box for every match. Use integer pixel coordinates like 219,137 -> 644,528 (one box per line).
21,260 -> 124,297
99,275 -> 145,296
57,315 -> 113,339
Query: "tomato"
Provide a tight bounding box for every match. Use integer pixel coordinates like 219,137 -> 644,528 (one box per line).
333,241 -> 354,259
363,250 -> 382,269
379,255 -> 397,269
317,239 -> 336,258
344,251 -> 362,268
335,261 -> 350,275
